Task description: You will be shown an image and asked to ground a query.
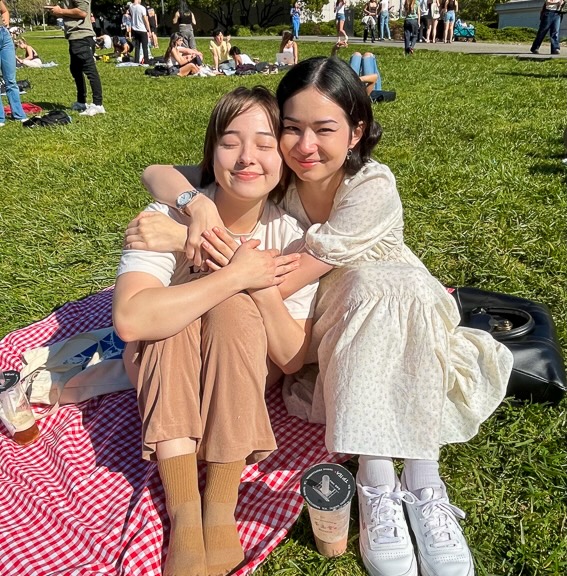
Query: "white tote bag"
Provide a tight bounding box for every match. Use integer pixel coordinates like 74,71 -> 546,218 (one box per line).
20,327 -> 133,413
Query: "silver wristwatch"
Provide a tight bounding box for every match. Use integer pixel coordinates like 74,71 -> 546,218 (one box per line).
175,189 -> 201,213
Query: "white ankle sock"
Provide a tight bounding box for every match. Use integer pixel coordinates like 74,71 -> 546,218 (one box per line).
357,456 -> 397,488
402,459 -> 442,493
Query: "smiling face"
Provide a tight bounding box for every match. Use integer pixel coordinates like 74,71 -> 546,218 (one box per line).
279,86 -> 363,187
213,104 -> 283,203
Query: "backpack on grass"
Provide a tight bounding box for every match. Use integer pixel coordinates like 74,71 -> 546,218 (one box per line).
23,110 -> 72,128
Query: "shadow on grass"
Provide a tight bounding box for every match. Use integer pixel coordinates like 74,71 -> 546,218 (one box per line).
30,101 -> 69,110
497,71 -> 567,79
528,160 -> 567,177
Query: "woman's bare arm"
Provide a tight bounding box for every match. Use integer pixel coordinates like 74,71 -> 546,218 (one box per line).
113,240 -> 283,342
250,288 -> 313,374
141,164 -> 223,265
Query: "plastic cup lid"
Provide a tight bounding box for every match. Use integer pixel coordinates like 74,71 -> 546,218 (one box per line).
0,371 -> 20,394
300,463 -> 355,511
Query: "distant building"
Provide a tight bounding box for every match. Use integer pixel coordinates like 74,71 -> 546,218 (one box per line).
495,0 -> 567,37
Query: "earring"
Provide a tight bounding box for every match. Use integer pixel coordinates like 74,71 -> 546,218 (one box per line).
346,149 -> 353,161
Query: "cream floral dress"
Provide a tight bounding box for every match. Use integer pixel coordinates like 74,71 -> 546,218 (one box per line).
282,160 -> 513,460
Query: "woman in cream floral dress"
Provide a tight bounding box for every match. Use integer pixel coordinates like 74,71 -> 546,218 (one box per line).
130,58 -> 512,576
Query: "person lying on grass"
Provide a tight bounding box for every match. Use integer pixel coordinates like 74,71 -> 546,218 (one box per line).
113,86 -> 317,576
128,58 -> 512,576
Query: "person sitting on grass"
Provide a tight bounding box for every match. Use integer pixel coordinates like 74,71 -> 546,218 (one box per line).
130,57 -> 513,576
209,29 -> 231,71
112,35 -> 133,60
95,34 -> 113,50
163,32 -> 202,76
228,46 -> 254,67
279,30 -> 298,64
16,38 -> 42,68
113,85 -> 317,576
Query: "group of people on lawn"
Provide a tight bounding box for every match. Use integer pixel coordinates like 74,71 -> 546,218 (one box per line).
112,52 -> 513,576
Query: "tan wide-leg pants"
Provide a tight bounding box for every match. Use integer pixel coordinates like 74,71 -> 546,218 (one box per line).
124,294 -> 277,464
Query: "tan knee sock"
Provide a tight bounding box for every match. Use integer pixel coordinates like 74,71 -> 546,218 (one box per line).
158,453 -> 206,576
203,460 -> 246,576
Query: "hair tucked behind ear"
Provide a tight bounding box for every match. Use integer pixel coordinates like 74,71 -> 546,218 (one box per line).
276,56 -> 382,174
200,86 -> 288,202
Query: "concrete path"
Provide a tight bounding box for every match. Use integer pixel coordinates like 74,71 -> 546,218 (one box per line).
239,34 -> 566,60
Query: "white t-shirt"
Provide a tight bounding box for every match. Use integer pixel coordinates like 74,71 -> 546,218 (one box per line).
101,34 -> 112,49
381,0 -> 389,12
228,53 -> 254,68
117,186 -> 318,320
129,3 -> 148,32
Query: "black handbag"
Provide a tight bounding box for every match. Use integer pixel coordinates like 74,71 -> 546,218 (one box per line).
450,287 -> 566,404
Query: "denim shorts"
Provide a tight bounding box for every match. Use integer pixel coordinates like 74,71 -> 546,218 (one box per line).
444,9 -> 456,22
336,13 -> 346,21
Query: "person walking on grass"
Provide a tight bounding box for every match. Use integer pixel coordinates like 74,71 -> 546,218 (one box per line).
0,0 -> 27,127
129,0 -> 151,64
44,0 -> 105,116
530,0 -> 564,55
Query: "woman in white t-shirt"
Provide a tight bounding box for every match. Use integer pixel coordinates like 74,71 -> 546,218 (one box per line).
334,0 -> 349,45
113,87 -> 316,576
379,0 -> 391,40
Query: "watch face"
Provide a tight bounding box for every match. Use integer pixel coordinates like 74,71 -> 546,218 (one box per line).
176,191 -> 192,208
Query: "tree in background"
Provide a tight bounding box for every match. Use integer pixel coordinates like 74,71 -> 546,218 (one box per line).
6,0 -> 45,25
162,0 -> 329,30
459,0 -> 505,22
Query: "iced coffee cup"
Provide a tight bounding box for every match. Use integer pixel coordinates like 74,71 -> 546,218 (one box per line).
0,370 -> 40,446
300,463 -> 355,557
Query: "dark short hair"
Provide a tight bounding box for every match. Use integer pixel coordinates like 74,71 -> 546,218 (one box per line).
276,56 -> 382,173
212,28 -> 224,38
200,86 -> 287,202
228,46 -> 241,56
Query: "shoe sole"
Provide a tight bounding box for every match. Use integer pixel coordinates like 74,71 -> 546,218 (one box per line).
419,558 -> 474,576
361,553 -> 418,576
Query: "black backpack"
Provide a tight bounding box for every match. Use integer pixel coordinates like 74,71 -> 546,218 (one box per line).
23,110 -> 72,128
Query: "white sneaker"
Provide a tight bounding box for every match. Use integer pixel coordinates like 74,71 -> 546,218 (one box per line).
71,102 -> 87,112
0,122 -> 4,127
80,104 -> 106,117
404,486 -> 474,576
357,479 -> 418,576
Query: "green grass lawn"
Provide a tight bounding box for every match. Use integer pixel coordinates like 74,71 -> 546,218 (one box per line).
1,31 -> 566,575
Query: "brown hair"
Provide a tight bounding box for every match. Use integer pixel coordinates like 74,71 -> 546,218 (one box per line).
200,86 -> 287,203
279,30 -> 293,53
164,32 -> 183,63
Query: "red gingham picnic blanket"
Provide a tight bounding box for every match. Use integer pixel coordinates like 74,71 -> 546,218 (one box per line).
0,288 -> 348,576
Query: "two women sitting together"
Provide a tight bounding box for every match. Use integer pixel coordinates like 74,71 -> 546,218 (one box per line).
113,57 -> 512,576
